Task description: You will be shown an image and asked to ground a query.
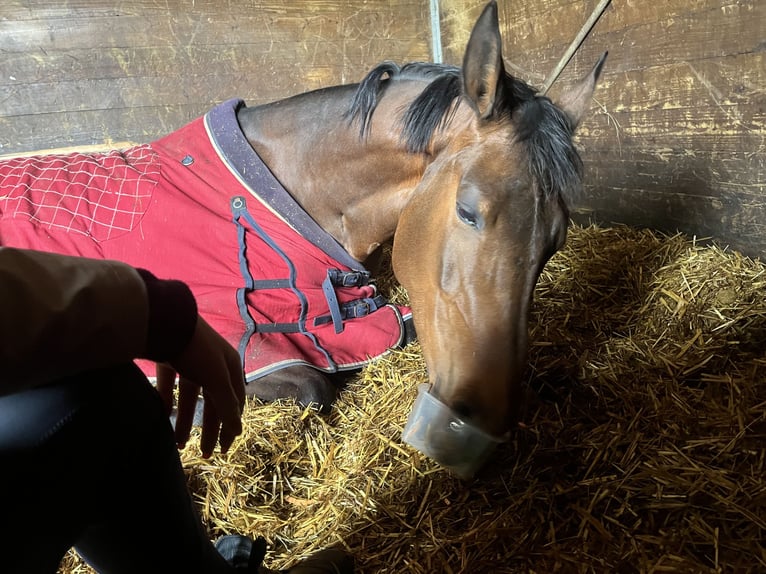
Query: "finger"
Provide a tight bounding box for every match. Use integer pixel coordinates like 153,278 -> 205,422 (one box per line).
155,364 -> 177,416
174,378 -> 201,449
227,349 -> 246,413
199,393 -> 221,458
200,353 -> 244,440
206,381 -> 243,450
197,361 -> 242,456
218,419 -> 238,455
217,383 -> 241,455
220,352 -> 245,451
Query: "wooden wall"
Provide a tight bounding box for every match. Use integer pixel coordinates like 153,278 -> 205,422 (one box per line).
0,0 -> 431,154
1,0 -> 764,258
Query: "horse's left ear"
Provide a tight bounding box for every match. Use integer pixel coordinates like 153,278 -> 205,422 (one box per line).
556,51 -> 608,129
462,1 -> 506,119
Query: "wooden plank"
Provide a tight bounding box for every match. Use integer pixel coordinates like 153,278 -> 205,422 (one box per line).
575,153 -> 766,256
501,0 -> 761,55
0,4 -> 429,53
0,105 -> 207,153
571,185 -> 766,258
453,0 -> 764,89
0,41 -> 422,117
578,52 -> 765,116
437,0 -> 487,65
0,1 -> 431,154
579,146 -> 765,199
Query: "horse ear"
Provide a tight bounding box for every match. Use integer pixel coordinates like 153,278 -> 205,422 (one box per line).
462,1 -> 506,119
556,51 -> 608,129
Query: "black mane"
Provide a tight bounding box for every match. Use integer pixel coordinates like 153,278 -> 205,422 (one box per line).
346,61 -> 583,204
345,61 -> 461,151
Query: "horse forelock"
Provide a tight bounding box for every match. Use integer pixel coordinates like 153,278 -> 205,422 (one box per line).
346,63 -> 583,206
496,74 -> 584,208
514,96 -> 583,208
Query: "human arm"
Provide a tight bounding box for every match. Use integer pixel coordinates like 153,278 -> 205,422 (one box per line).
0,246 -> 244,455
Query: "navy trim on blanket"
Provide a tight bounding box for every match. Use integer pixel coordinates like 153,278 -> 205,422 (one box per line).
230,195 -> 337,371
231,196 -> 257,362
313,294 -> 388,327
206,99 -> 364,272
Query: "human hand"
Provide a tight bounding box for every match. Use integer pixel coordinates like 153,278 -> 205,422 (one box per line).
155,316 -> 246,458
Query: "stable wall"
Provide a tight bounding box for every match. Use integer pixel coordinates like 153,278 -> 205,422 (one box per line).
0,1 -> 431,153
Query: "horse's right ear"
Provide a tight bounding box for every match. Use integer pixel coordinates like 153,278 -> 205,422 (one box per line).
557,51 -> 608,129
462,1 -> 505,119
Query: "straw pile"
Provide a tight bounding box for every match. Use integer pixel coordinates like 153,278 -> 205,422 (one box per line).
59,223 -> 766,573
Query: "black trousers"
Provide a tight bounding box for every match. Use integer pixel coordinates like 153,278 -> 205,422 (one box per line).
0,363 -> 235,574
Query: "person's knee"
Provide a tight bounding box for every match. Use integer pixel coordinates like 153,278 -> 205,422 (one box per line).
0,363 -> 165,564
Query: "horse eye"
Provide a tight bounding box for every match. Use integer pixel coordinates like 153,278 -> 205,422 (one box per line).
456,203 -> 479,228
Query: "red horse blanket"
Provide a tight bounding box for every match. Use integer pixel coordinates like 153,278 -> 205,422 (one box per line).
0,99 -> 411,382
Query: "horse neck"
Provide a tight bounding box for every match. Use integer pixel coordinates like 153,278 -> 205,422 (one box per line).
237,86 -> 430,263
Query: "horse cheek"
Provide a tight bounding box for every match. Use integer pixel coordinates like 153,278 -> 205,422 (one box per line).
392,200 -> 440,300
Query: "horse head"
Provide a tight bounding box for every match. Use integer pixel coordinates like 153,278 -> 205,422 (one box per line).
391,1 -> 607,476
239,0 -> 605,477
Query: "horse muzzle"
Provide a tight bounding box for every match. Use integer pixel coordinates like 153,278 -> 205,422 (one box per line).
402,384 -> 506,479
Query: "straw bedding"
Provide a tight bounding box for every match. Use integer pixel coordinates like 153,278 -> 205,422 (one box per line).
59,223 -> 766,573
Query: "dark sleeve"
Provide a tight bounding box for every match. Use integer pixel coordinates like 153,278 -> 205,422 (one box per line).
1,248 -> 152,392
136,269 -> 199,362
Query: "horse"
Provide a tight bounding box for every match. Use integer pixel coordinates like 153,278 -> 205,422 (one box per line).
0,1 -> 605,476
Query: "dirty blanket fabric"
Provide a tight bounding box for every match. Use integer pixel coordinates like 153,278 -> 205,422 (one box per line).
0,99 -> 410,382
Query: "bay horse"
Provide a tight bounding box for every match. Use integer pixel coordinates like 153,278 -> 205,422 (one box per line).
0,1 -> 605,475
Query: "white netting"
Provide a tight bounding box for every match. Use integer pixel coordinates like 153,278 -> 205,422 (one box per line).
0,145 -> 160,242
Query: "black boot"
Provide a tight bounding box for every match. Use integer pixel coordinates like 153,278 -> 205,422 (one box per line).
215,535 -> 267,571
